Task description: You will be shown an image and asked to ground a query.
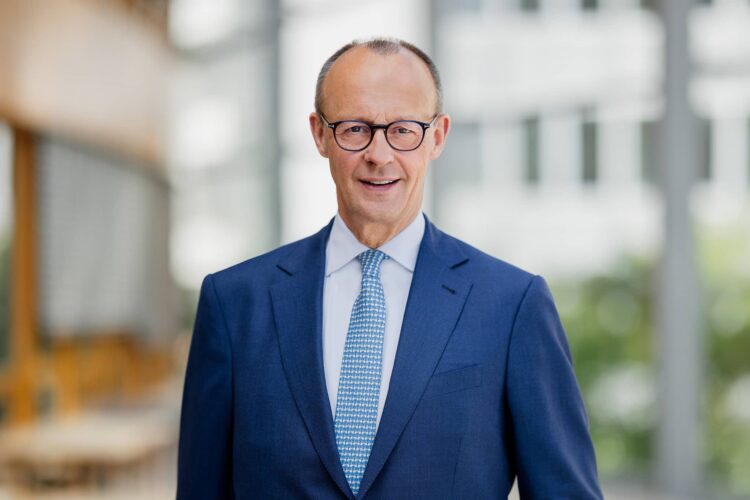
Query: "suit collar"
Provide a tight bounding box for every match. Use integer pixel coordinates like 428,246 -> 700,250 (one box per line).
420,214 -> 469,270
272,216 -> 471,499
275,218 -> 333,277
276,214 -> 466,275
356,216 -> 472,498
271,219 -> 355,497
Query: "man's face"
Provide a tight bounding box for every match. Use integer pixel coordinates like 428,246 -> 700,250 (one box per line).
310,47 -> 450,233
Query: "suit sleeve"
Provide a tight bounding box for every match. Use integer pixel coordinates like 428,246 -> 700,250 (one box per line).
177,274 -> 234,499
506,275 -> 603,499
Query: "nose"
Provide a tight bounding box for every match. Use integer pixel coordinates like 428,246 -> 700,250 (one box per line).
363,128 -> 394,166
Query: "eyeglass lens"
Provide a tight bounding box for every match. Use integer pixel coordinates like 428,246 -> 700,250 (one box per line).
334,121 -> 424,151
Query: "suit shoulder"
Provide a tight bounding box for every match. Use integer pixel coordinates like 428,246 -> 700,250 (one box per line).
438,230 -> 537,290
434,230 -> 558,324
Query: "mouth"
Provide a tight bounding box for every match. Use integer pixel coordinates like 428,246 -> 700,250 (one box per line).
360,178 -> 399,191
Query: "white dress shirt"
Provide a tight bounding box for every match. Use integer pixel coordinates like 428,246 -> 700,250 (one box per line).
322,212 -> 425,429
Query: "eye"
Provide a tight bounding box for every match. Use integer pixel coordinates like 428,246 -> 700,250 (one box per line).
341,124 -> 368,135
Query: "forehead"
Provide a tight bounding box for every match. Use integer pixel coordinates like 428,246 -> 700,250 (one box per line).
321,46 -> 436,118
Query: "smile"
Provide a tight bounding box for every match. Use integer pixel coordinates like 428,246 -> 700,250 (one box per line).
360,179 -> 399,191
362,179 -> 398,185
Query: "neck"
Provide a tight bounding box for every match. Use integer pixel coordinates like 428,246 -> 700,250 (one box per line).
340,211 -> 419,248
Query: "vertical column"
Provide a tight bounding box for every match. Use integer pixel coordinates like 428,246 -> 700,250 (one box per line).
710,117 -> 749,194
481,122 -> 525,192
496,0 -> 520,11
657,0 -> 703,497
523,116 -> 541,186
267,0 -> 283,247
427,0 -> 443,221
598,120 -> 642,191
599,0 -> 640,9
539,0 -> 579,12
10,128 -> 38,425
539,112 -> 582,190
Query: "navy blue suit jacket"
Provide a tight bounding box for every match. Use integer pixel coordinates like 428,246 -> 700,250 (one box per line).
177,216 -> 603,499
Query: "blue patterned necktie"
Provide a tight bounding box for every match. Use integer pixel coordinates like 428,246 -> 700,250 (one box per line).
334,249 -> 389,495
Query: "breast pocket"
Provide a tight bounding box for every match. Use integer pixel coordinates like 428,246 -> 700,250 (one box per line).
421,364 -> 482,400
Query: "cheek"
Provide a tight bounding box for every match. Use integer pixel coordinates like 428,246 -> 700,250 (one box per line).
403,157 -> 429,184
330,155 -> 359,184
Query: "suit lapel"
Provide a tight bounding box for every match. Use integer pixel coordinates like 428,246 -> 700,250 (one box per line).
270,220 -> 353,498
357,219 -> 473,498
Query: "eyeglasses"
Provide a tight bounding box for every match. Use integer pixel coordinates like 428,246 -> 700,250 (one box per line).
319,113 -> 438,152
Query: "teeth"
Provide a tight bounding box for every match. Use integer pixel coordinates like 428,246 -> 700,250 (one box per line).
368,180 -> 396,185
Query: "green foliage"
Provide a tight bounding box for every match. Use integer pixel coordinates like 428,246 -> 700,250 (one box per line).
549,218 -> 750,496
699,223 -> 750,497
551,257 -> 656,480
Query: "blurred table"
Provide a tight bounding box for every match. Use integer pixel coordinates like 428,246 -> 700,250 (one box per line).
0,410 -> 177,495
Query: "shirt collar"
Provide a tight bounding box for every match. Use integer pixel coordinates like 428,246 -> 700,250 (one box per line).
325,212 -> 425,277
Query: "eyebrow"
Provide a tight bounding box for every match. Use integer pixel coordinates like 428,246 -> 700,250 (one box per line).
332,115 -> 432,123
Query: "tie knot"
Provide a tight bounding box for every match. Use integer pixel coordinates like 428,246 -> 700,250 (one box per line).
358,249 -> 388,277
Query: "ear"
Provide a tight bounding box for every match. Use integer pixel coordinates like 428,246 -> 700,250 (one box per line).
428,114 -> 451,161
309,112 -> 329,158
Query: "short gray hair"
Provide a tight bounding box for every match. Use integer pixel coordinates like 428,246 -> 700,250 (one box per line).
314,37 -> 443,115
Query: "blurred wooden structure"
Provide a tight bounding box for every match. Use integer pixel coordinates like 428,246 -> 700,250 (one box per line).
0,0 -> 170,166
0,410 -> 178,494
49,335 -> 175,415
0,0 -> 175,428
9,129 -> 38,424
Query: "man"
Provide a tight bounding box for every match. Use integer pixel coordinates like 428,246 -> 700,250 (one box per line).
177,38 -> 603,499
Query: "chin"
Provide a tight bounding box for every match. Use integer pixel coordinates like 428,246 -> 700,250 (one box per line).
348,211 -> 395,227
360,214 -> 397,226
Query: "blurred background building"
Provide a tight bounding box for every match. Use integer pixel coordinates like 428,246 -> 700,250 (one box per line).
1,0 -> 749,498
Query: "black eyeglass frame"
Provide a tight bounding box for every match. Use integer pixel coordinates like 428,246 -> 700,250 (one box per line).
319,113 -> 439,152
